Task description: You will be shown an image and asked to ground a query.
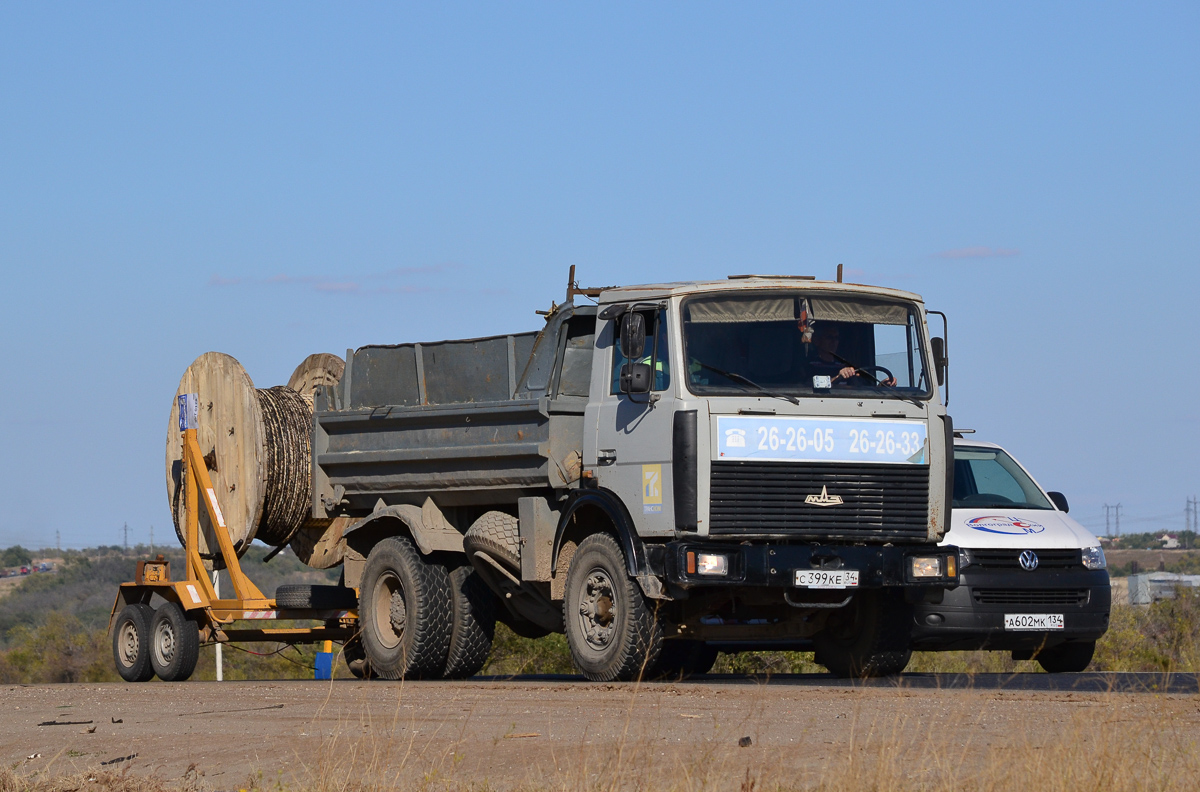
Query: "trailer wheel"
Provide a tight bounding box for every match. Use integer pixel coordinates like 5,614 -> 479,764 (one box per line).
112,603 -> 155,682
1036,640 -> 1095,673
652,640 -> 719,680
813,591 -> 912,678
149,602 -> 200,682
563,533 -> 663,682
443,566 -> 496,679
359,536 -> 453,679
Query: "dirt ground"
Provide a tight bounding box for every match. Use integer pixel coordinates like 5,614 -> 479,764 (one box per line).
4,674 -> 1199,790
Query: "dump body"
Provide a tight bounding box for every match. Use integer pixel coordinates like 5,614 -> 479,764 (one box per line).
312,305 -> 593,512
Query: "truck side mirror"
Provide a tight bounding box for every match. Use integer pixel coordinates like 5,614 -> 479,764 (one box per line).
931,337 -> 947,386
619,312 -> 646,360
620,362 -> 652,393
1047,491 -> 1069,513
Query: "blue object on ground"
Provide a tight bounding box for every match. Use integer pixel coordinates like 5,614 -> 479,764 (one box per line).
314,652 -> 333,680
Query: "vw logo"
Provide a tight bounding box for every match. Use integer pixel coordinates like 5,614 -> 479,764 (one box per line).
1018,550 -> 1039,571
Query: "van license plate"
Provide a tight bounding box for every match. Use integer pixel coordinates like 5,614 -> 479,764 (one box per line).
1004,613 -> 1064,631
794,570 -> 859,589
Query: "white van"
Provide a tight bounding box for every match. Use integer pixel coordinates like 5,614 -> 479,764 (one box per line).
910,437 -> 1111,672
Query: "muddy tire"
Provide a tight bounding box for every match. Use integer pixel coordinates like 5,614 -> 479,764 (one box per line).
359,536 -> 453,680
149,602 -> 200,682
443,565 -> 496,679
563,533 -> 663,682
463,511 -> 521,572
275,584 -> 358,610
652,640 -> 719,680
813,591 -> 912,678
1036,640 -> 1095,673
112,603 -> 155,683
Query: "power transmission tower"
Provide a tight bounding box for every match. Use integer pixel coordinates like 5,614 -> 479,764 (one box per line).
1104,504 -> 1111,538
1114,503 -> 1121,536
123,522 -> 128,552
150,525 -> 154,554
56,530 -> 60,554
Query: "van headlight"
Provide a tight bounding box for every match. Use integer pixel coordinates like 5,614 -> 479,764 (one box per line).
1082,546 -> 1106,570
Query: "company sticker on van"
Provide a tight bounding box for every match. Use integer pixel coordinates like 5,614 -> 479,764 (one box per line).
965,516 -> 1046,535
716,416 -> 928,465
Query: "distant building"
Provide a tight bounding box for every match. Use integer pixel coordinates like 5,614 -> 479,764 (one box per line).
1161,533 -> 1180,549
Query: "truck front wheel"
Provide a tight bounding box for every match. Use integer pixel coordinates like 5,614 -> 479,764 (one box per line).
813,591 -> 912,678
359,536 -> 453,679
563,533 -> 663,682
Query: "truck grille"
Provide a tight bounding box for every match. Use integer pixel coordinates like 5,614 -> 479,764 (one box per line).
972,588 -> 1091,606
969,549 -> 1081,569
708,461 -> 929,542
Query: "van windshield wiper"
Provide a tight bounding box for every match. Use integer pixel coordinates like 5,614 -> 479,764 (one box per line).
693,362 -> 799,405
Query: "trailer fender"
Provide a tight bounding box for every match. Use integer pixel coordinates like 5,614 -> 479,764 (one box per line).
551,489 -> 667,600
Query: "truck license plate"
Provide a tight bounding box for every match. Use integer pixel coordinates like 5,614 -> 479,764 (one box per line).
794,570 -> 859,589
1004,613 -> 1064,631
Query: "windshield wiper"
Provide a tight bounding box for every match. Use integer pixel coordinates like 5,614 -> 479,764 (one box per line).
693,362 -> 799,405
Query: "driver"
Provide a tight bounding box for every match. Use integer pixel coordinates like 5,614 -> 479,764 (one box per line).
809,324 -> 897,386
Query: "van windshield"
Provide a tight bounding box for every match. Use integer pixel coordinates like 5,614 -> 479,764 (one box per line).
681,292 -> 932,399
953,446 -> 1053,510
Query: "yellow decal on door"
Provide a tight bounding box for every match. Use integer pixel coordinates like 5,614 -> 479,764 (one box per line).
642,464 -> 663,514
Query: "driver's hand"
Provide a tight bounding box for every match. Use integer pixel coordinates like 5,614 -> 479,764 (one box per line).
883,376 -> 897,387
835,366 -> 856,380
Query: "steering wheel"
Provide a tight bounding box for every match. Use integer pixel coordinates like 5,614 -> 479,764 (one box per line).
848,364 -> 894,385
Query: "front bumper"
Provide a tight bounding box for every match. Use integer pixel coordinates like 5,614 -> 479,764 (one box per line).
911,568 -> 1111,650
664,541 -> 959,590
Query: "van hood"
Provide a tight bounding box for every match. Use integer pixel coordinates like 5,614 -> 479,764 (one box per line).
939,509 -> 1101,550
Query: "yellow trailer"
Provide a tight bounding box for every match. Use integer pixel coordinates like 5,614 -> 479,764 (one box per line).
109,414 -> 359,682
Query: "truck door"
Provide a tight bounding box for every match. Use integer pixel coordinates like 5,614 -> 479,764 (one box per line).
591,308 -> 677,538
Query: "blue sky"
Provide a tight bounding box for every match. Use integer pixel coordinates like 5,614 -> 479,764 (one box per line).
1,3 -> 1196,548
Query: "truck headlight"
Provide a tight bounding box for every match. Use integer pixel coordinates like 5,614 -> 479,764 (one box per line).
696,554 -> 729,576
1082,546 -> 1106,570
910,556 -> 944,578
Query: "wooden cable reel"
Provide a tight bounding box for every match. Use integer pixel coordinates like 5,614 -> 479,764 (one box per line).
166,352 -> 344,568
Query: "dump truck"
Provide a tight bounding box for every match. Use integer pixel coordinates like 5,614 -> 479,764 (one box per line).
112,270 -> 958,682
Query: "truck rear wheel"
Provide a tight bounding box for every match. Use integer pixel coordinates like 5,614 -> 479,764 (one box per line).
1036,640 -> 1095,673
112,603 -> 155,682
814,591 -> 911,678
149,602 -> 200,682
443,565 -> 496,679
359,536 -> 453,679
563,533 -> 663,682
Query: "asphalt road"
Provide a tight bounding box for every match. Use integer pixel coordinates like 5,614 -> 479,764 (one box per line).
4,674 -> 1198,789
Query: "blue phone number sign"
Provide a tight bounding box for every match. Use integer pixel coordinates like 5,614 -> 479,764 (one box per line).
716,416 -> 928,465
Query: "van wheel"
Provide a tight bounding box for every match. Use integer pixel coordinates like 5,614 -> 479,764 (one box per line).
814,591 -> 911,678
149,602 -> 200,682
112,603 -> 155,682
359,536 -> 453,679
1037,641 -> 1095,673
563,534 -> 663,682
443,566 -> 496,679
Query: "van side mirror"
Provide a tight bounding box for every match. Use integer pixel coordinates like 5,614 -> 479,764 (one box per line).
1047,491 -> 1069,513
619,312 -> 646,360
620,362 -> 652,393
931,337 -> 947,386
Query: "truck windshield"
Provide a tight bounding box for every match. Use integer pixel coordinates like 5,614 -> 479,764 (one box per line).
953,446 -> 1053,510
681,292 -> 932,399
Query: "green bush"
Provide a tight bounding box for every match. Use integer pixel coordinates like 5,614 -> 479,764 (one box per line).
1,545 -> 33,568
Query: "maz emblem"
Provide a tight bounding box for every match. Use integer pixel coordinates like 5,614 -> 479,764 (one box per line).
805,486 -> 843,507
